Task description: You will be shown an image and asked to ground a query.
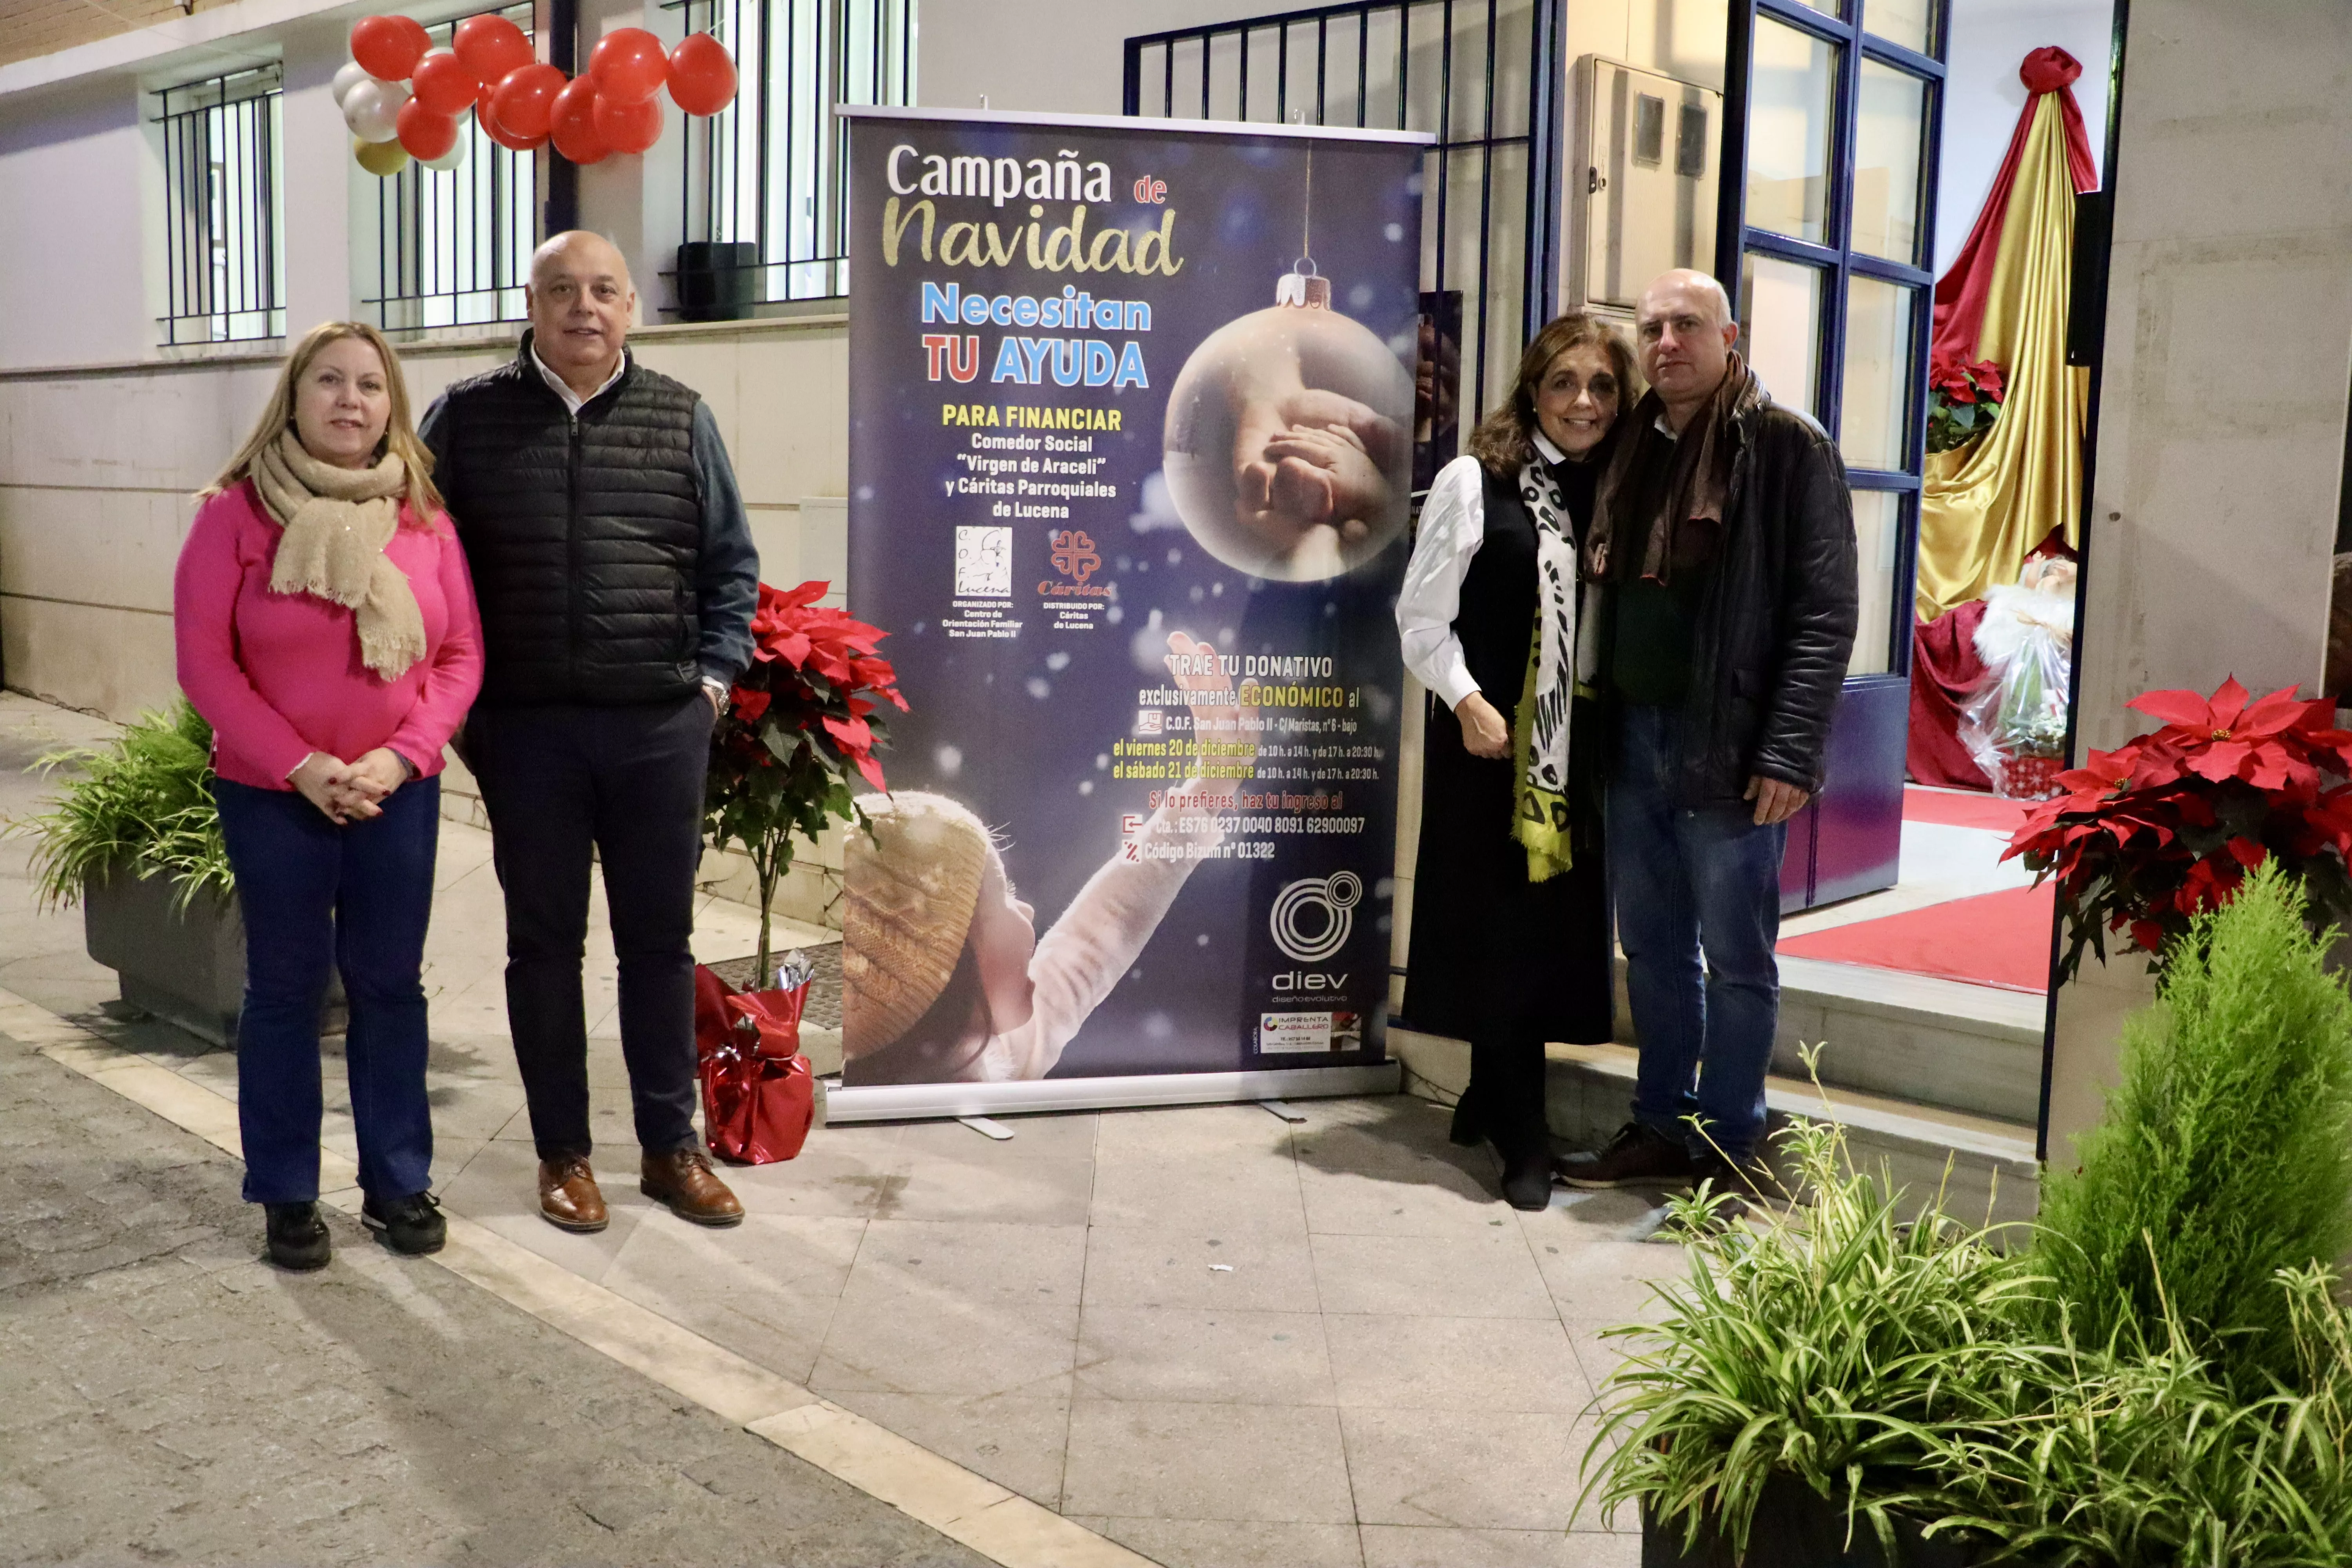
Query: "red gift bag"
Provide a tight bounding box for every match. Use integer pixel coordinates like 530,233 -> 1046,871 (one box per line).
692,963 -> 815,1164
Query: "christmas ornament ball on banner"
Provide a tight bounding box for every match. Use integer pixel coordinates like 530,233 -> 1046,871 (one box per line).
836,107 -> 1430,1121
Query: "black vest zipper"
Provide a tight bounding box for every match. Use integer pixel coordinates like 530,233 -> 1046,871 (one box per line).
566,407 -> 584,699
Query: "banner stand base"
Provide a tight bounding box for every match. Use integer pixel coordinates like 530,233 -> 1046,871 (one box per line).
820,1062 -> 1403,1125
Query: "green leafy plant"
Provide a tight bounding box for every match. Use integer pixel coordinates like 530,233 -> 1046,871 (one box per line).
1928,355 -> 2006,454
15,699 -> 232,912
1926,1261 -> 2352,1566
2035,858 -> 2352,1394
1584,1080 -> 2047,1561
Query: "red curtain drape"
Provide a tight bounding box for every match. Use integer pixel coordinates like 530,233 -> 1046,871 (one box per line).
1929,45 -> 2099,370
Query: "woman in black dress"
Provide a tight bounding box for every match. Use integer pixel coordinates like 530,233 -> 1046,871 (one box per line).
1396,314 -> 1634,1208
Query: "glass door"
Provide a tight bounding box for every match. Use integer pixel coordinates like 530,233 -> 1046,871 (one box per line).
1724,0 -> 1945,907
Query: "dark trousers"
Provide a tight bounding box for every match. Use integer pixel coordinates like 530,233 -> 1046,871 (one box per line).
214,777 -> 441,1205
464,697 -> 713,1161
1466,1029 -> 1549,1161
1606,704 -> 1789,1161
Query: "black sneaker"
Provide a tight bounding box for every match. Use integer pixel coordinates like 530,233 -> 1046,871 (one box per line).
1691,1151 -> 1788,1212
1555,1122 -> 1700,1191
263,1201 -> 331,1271
362,1191 -> 447,1256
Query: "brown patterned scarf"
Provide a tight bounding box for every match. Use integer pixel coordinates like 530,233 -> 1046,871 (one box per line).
1582,350 -> 1764,587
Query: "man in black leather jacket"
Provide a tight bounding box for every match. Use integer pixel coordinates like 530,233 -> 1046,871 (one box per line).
1557,269 -> 1858,1199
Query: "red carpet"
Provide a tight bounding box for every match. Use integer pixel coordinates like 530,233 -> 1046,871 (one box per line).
1778,882 -> 2057,993
1902,784 -> 2033,835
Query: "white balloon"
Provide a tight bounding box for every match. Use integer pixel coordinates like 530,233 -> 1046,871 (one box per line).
330,60 -> 376,110
423,136 -> 468,172
343,78 -> 409,144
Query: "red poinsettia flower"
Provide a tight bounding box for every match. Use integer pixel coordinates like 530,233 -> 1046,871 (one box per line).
2008,675 -> 2352,981
732,686 -> 771,723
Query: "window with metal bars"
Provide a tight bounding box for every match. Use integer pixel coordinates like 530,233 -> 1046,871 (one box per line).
365,4 -> 540,332
156,65 -> 285,347
670,0 -> 916,315
1125,0 -> 1566,473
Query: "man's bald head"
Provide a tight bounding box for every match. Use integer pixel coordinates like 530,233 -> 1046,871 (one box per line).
532,229 -> 633,292
1635,269 -> 1739,428
526,230 -> 637,394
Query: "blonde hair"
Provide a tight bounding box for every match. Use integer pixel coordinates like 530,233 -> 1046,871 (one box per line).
204,320 -> 443,518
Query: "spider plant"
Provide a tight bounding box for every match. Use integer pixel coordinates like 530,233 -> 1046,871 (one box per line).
1583,1071 -> 2053,1563
16,699 -> 232,913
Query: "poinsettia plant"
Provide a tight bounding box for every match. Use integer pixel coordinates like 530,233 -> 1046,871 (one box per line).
1926,353 -> 2005,454
2006,677 -> 2352,982
705,580 -> 907,987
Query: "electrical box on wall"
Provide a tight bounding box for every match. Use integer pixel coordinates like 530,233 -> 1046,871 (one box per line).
1567,58 -> 1723,318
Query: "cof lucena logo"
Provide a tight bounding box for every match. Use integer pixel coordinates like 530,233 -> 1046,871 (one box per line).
1268,871 -> 1361,966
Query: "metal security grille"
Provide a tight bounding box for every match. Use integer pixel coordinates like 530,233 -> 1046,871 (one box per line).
156,66 -> 285,346
1124,0 -> 1565,446
673,0 -> 917,308
367,4 -> 539,332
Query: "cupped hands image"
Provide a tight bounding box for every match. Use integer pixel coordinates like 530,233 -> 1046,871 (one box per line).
1162,297 -> 1415,582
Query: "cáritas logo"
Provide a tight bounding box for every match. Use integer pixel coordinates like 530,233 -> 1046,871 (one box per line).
1049,529 -> 1100,586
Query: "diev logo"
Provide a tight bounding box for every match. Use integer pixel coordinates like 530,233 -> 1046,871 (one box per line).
1268,871 -> 1361,965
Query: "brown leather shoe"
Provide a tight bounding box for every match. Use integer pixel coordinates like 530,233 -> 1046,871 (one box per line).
537,1156 -> 609,1233
640,1148 -> 744,1227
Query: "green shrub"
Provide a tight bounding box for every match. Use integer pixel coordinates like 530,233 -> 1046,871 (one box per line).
1584,1096 -> 2050,1561
2035,860 -> 2352,1390
15,699 -> 232,911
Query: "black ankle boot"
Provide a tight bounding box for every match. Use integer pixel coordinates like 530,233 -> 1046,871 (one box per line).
1499,1152 -> 1556,1212
1448,1089 -> 1485,1147
264,1201 -> 331,1271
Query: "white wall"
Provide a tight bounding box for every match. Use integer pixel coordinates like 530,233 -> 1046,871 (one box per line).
1935,0 -> 2112,277
0,78 -> 154,367
2048,0 -> 2352,1154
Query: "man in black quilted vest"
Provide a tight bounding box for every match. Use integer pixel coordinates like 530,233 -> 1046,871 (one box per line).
420,230 -> 759,1234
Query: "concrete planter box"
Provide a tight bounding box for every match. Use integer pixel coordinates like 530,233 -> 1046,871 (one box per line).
82,867 -> 345,1047
1642,1481 -> 1983,1566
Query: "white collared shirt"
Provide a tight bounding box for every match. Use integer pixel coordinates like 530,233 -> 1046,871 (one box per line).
1396,430 -> 1572,710
532,341 -> 627,416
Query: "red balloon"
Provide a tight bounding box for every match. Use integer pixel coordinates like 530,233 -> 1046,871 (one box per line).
550,75 -> 609,165
480,84 -> 548,152
453,14 -> 534,85
666,33 -> 737,116
410,49 -> 478,117
490,62 -> 565,141
350,14 -> 428,81
395,96 -> 459,162
593,92 -> 663,156
589,27 -> 668,105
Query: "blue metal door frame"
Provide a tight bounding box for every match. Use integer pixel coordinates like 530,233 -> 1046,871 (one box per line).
1715,0 -> 1951,909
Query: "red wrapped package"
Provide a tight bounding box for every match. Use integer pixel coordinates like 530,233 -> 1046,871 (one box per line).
692,962 -> 815,1164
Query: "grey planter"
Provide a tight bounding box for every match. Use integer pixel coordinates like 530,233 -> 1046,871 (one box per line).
83,867 -> 345,1047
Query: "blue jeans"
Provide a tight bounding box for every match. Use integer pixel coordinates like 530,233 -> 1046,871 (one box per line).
215,776 -> 440,1205
1606,706 -> 1787,1160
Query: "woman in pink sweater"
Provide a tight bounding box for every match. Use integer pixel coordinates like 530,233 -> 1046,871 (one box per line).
174,321 -> 483,1272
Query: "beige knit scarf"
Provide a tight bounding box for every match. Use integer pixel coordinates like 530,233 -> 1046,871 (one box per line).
252,429 -> 425,681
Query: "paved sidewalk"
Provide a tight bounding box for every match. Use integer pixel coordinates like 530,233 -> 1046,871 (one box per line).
1,692 -> 1677,1568
0,1030 -> 991,1566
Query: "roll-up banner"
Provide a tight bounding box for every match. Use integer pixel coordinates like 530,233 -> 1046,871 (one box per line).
832,106 -> 1433,1122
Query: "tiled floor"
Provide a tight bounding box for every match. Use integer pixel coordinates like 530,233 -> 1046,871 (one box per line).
0,692 -> 1678,1568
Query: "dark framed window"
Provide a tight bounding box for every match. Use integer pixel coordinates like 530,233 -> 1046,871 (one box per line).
1123,0 -> 1569,466
671,0 -> 917,310
156,65 -> 285,346
365,4 -> 540,332
1726,0 -> 1947,678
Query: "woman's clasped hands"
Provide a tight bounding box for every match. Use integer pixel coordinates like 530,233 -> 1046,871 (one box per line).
288,748 -> 410,823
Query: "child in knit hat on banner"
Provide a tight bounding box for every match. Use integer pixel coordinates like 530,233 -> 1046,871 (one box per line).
840,632 -> 1245,1085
